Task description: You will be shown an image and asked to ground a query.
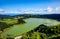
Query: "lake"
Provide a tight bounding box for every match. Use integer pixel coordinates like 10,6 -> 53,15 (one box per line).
2,18 -> 60,37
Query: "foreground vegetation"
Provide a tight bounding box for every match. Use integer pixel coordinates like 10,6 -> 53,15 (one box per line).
0,23 -> 60,39
22,24 -> 60,39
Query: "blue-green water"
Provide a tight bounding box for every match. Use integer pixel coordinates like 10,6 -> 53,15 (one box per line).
2,18 -> 60,37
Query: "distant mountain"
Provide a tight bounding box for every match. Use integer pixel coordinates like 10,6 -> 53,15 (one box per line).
0,14 -> 60,21
40,14 -> 60,21
0,14 -> 10,18
14,14 -> 60,21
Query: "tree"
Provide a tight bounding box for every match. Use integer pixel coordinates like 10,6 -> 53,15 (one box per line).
0,22 -> 8,31
17,18 -> 26,24
0,22 -> 13,31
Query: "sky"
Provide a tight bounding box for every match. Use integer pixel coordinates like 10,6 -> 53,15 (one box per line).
0,0 -> 60,14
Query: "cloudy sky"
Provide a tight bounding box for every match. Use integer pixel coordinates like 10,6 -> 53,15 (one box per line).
0,0 -> 60,14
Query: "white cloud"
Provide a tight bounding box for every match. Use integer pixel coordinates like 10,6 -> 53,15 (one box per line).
18,9 -> 43,14
0,8 -> 4,12
1,7 -> 60,14
43,6 -> 54,14
47,6 -> 53,13
56,7 -> 60,13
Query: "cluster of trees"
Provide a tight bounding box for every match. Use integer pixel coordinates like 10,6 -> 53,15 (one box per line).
34,24 -> 60,35
22,32 -> 47,39
22,24 -> 60,39
17,18 -> 26,24
0,22 -> 13,31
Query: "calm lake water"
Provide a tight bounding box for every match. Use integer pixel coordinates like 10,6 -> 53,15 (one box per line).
2,18 -> 60,37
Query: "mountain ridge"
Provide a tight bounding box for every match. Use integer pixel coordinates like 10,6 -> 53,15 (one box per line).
0,14 -> 60,21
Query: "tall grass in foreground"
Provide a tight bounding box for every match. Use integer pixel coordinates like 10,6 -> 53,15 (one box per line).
0,23 -> 60,39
